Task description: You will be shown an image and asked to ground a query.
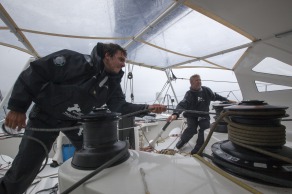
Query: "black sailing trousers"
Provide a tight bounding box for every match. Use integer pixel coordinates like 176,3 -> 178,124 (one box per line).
0,118 -> 82,194
180,117 -> 210,149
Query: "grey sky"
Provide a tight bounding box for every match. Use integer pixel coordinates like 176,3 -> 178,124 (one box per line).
0,46 -> 31,95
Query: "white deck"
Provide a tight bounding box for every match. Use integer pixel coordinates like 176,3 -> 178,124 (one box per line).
59,150 -> 256,194
1,115 -> 292,194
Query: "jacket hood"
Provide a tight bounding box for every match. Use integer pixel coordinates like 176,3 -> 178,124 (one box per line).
91,42 -> 104,74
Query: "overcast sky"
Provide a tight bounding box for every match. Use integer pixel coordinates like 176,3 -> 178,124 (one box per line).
0,46 -> 32,96
0,46 -> 242,107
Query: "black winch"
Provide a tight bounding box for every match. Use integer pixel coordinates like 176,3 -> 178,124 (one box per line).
210,100 -> 292,187
211,101 -> 233,133
71,109 -> 130,170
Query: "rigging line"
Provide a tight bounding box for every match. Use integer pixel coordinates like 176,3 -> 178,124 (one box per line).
3,108 -> 212,132
12,124 -> 82,132
167,108 -> 216,115
194,155 -> 262,194
175,77 -> 238,84
130,79 -> 134,102
165,83 -> 171,94
27,179 -> 41,194
124,64 -> 134,98
135,93 -> 178,104
123,64 -> 129,96
216,89 -> 241,93
120,108 -> 153,118
130,64 -> 134,103
225,91 -> 240,102
138,89 -> 239,104
170,69 -> 177,80
121,107 -> 215,119
203,79 -> 238,84
124,64 -> 134,102
35,183 -> 58,194
153,81 -> 169,104
161,85 -> 172,105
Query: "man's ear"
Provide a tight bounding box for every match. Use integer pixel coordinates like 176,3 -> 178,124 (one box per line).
104,52 -> 111,60
104,53 -> 111,57
103,53 -> 111,69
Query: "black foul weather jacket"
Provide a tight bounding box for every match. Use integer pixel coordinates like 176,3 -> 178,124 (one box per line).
7,49 -> 147,127
173,86 -> 228,119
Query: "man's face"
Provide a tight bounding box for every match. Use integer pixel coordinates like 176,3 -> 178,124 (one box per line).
103,50 -> 126,74
191,76 -> 201,90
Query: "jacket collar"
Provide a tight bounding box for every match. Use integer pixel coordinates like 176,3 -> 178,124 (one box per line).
190,86 -> 202,92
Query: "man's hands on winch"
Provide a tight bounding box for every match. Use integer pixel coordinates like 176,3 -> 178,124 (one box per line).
148,104 -> 167,113
166,114 -> 177,122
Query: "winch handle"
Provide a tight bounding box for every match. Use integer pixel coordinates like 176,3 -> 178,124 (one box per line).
162,121 -> 171,131
149,121 -> 171,148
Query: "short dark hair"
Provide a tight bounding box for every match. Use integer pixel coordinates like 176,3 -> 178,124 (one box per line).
190,74 -> 200,84
103,43 -> 127,58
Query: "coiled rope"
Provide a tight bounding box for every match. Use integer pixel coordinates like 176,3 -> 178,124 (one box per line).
197,110 -> 292,164
224,113 -> 286,147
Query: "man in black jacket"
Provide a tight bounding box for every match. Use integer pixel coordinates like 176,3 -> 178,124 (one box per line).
167,74 -> 235,154
0,42 -> 166,194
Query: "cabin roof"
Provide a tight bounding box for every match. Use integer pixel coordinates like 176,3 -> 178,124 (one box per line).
0,0 -> 292,71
